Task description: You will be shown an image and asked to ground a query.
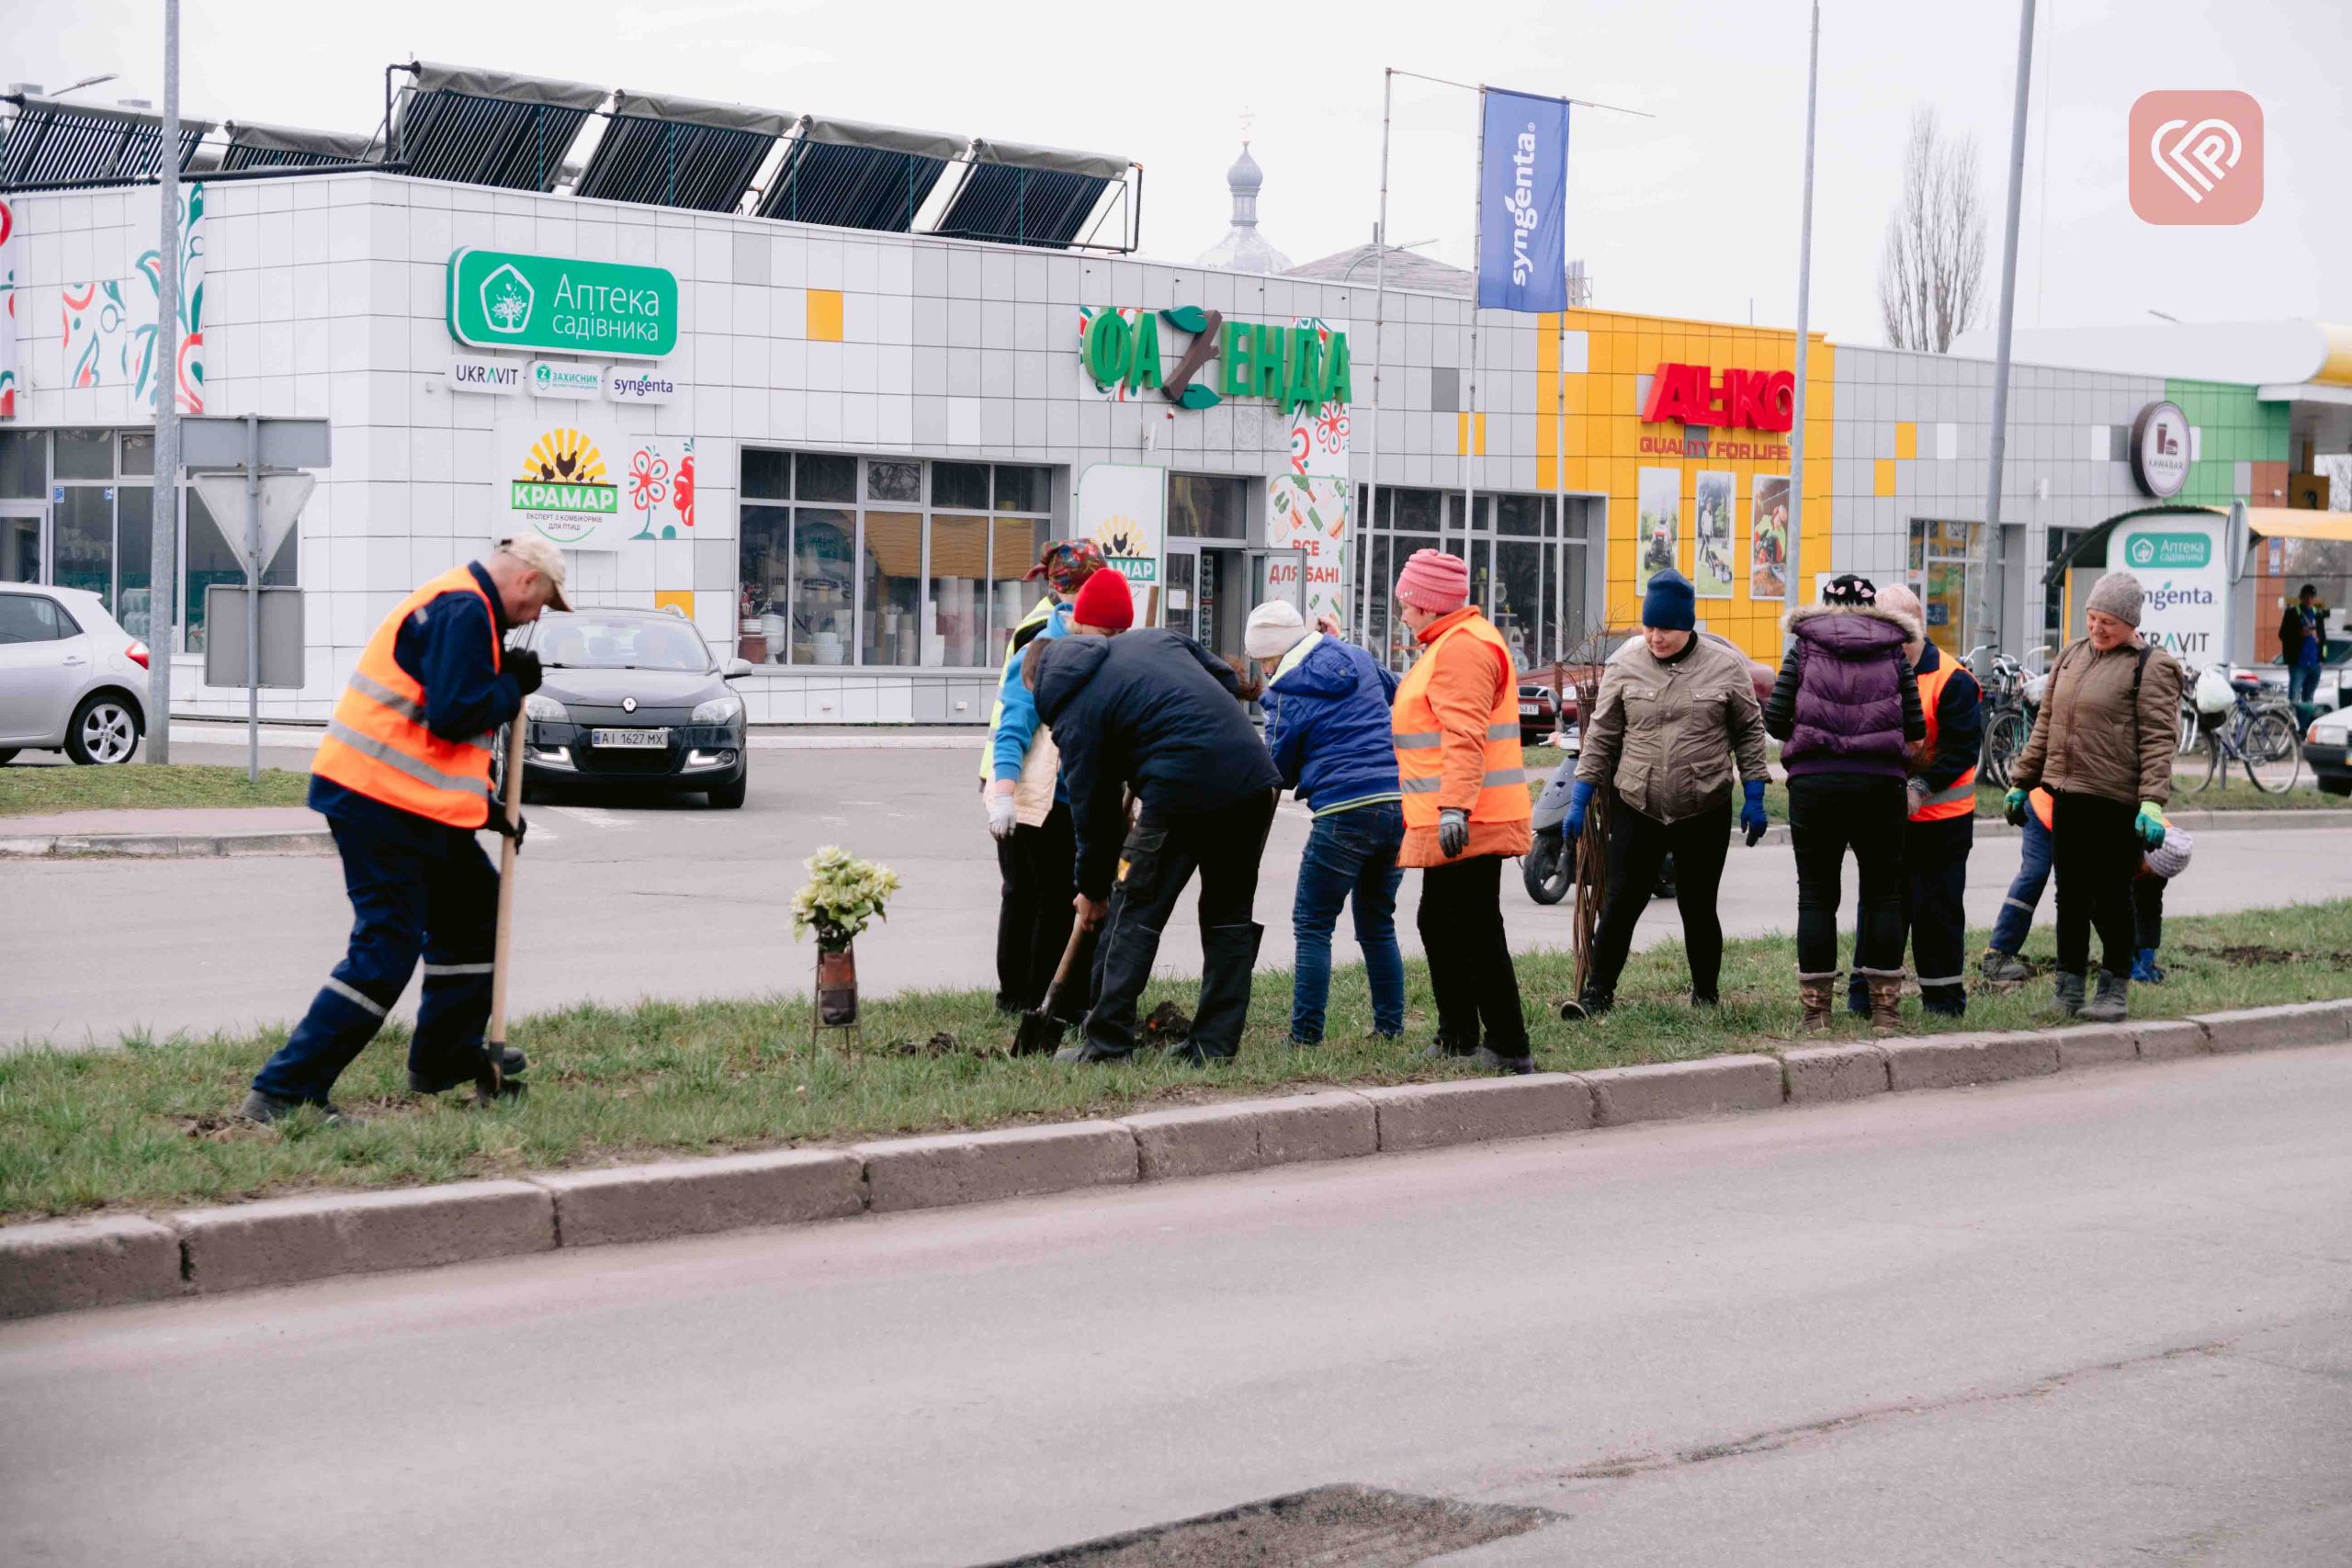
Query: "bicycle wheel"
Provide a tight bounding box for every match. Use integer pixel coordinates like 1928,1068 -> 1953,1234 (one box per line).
2187,732 -> 2222,795
2241,711 -> 2302,794
2177,700 -> 2200,755
1984,709 -> 2030,787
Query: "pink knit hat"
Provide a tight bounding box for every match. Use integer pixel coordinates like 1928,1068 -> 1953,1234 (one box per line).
1394,547 -> 1469,614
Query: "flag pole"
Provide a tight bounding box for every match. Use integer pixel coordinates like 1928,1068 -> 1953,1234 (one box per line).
1785,0 -> 1820,613
1464,89 -> 1485,590
1364,68 -> 1395,645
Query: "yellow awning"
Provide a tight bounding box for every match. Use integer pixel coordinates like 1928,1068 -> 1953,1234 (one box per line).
2244,506 -> 2352,542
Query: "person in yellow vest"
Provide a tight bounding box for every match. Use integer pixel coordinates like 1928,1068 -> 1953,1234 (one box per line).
1389,548 -> 1533,1074
243,539 -> 567,1124
1845,585 -> 1982,1020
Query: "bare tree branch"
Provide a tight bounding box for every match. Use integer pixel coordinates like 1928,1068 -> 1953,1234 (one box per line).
1876,107 -> 1989,352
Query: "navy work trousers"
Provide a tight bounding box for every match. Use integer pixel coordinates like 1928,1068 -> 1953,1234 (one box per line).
254,815 -> 499,1102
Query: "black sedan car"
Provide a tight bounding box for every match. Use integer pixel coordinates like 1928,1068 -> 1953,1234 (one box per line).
517,609 -> 751,807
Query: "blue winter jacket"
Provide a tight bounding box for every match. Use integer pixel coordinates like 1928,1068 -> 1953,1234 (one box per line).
988,598 -> 1072,799
1264,634 -> 1404,816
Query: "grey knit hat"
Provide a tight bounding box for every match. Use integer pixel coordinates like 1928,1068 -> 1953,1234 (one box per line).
2085,570 -> 2144,628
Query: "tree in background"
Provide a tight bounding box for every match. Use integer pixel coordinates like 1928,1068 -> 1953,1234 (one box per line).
1877,108 -> 1988,353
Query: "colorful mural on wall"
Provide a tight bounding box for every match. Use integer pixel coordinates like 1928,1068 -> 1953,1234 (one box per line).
0,199 -> 18,418
57,183 -> 206,412
626,434 -> 696,538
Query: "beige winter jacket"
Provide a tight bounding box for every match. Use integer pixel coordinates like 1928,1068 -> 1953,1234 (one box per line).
2009,636 -> 2185,806
1576,634 -> 1771,824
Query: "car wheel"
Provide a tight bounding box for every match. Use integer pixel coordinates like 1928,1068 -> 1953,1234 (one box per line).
65,694 -> 141,765
707,776 -> 747,809
0,749 -> 17,766
2319,775 -> 2351,798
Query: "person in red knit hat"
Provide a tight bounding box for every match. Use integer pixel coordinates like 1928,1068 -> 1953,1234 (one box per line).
1388,547 -> 1534,1073
1069,568 -> 1136,635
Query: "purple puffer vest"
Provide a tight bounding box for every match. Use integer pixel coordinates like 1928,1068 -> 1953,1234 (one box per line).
1781,606 -> 1911,779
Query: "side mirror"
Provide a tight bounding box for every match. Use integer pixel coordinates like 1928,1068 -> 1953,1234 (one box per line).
722,658 -> 754,680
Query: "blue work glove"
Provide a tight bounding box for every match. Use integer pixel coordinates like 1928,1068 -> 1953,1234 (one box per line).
1438,807 -> 1470,859
2004,787 -> 2029,828
1740,779 -> 1769,847
2135,800 -> 2166,849
1562,779 -> 1596,839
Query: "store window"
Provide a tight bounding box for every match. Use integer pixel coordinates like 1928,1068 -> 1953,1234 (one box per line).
735,451 -> 1055,669
1168,474 -> 1245,539
0,427 -> 300,648
1358,485 -> 1586,672
1907,517 -> 1984,655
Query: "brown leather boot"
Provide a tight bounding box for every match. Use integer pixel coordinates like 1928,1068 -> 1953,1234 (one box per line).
1797,977 -> 1836,1034
1867,976 -> 1907,1034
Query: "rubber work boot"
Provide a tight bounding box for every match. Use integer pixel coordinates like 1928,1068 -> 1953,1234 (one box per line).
2078,969 -> 2130,1023
1846,977 -> 1871,1019
1979,949 -> 2031,984
409,1045 -> 528,1096
1797,977 -> 1837,1035
1867,976 -> 1907,1035
2130,947 -> 2165,984
2052,969 -> 2086,1018
1471,1046 -> 1535,1076
239,1089 -> 363,1128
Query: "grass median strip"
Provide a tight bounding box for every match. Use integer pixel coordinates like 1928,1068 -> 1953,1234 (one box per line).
6,898 -> 2351,1224
0,763 -> 311,817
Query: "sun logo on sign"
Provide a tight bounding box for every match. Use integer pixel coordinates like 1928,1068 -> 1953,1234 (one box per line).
521,428 -> 607,484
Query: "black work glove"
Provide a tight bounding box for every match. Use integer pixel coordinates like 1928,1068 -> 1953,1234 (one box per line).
506,647 -> 544,696
485,809 -> 528,850
1438,807 -> 1470,859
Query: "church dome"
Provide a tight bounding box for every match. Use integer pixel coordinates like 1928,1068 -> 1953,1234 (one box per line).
1195,138 -> 1289,276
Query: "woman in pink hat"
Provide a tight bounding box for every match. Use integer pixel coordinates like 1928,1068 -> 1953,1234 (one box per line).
1388,548 -> 1534,1073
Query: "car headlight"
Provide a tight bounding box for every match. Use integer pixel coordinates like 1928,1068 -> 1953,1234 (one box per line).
524,694 -> 568,721
693,694 -> 745,725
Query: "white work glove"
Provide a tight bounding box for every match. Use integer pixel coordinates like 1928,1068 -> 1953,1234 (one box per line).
1905,778 -> 1929,818
986,788 -> 1018,840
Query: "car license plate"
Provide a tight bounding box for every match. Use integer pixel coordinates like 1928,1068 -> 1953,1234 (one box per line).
591,728 -> 669,749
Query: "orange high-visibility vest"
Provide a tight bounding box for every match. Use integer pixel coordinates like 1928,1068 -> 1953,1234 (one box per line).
2030,787 -> 2054,831
311,566 -> 503,829
1909,655 -> 1979,821
1392,611 -> 1530,829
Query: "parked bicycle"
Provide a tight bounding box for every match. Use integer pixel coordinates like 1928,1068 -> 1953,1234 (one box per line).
2185,665 -> 2302,795
1975,644 -> 2050,788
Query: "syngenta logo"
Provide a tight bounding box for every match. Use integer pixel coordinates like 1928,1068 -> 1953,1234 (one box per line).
2146,581 -> 2216,613
1508,123 -> 1542,287
481,263 -> 534,334
2130,92 -> 2263,225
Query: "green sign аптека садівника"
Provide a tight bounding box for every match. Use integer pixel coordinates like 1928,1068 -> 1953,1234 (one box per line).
447,248 -> 679,360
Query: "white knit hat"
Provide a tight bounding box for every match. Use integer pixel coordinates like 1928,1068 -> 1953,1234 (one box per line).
1244,599 -> 1309,660
2145,821 -> 2194,878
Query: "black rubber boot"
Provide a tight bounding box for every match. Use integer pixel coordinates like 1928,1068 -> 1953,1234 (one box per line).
1471,1046 -> 1535,1076
2052,969 -> 2086,1018
1419,1036 -> 1478,1060
409,1046 -> 528,1096
2078,969 -> 2130,1023
240,1089 -> 363,1128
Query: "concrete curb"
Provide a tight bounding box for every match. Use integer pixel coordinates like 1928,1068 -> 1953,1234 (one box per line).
0,829 -> 335,860
8,997 -> 2352,1322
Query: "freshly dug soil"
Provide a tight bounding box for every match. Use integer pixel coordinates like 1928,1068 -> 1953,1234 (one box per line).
976,1484 -> 1555,1567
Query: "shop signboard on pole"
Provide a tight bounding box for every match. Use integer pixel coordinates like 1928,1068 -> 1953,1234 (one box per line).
1076,462 -> 1165,624
2111,513 -> 2229,663
1267,317 -> 1353,628
1476,88 -> 1570,313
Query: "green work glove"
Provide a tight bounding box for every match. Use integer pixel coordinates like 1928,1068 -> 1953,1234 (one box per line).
2136,800 -> 2166,849
2003,787 -> 2028,828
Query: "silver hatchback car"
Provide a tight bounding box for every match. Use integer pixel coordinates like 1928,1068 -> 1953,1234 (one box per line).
0,583 -> 152,765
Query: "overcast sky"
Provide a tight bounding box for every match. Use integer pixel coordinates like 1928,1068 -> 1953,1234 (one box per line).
10,0 -> 2347,345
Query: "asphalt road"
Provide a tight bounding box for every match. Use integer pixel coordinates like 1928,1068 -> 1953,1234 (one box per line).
8,739 -> 2352,1047
4,1047 -> 2346,1566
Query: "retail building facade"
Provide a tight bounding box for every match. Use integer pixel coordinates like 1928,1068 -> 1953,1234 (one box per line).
0,164 -> 2328,724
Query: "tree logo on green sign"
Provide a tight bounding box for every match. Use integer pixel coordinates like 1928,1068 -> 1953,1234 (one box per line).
481,263 -> 534,336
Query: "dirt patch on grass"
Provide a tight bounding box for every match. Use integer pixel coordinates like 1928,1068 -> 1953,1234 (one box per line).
2188,944 -> 2352,969
977,1484 -> 1555,1566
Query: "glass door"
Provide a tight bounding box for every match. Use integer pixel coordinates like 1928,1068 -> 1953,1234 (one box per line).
0,502 -> 42,583
1250,549 -> 1306,620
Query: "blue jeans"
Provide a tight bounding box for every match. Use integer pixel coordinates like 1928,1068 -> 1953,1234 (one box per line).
1988,809 -> 2052,956
1289,801 -> 1406,1043
2292,660 -> 2320,706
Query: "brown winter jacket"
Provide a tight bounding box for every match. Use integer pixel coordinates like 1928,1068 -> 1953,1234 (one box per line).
2009,635 -> 2185,807
1576,633 -> 1771,824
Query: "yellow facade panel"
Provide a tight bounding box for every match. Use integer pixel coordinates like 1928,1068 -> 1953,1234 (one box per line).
806,288 -> 844,343
1874,458 -> 1896,497
1894,422 -> 1917,459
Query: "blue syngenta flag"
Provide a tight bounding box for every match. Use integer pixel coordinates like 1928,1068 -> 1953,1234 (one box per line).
1476,88 -> 1570,313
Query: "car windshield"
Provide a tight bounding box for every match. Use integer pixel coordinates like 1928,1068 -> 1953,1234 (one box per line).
538,615 -> 709,673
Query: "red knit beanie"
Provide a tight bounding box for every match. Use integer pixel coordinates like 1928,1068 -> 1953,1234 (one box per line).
1394,547 -> 1469,614
1070,568 -> 1136,631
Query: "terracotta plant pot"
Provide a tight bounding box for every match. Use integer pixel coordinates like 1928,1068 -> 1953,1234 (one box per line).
816,942 -> 859,1026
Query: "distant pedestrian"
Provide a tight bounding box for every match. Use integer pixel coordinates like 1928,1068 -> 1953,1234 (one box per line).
1763,574 -> 1926,1034
2006,570 -> 2184,1021
1388,549 -> 1534,1074
244,539 -> 566,1124
1031,571 -> 1280,1065
1560,569 -> 1771,1021
2279,583 -> 2330,709
1846,585 -> 1981,1021
1249,600 -> 1408,1049
979,539 -> 1107,1029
